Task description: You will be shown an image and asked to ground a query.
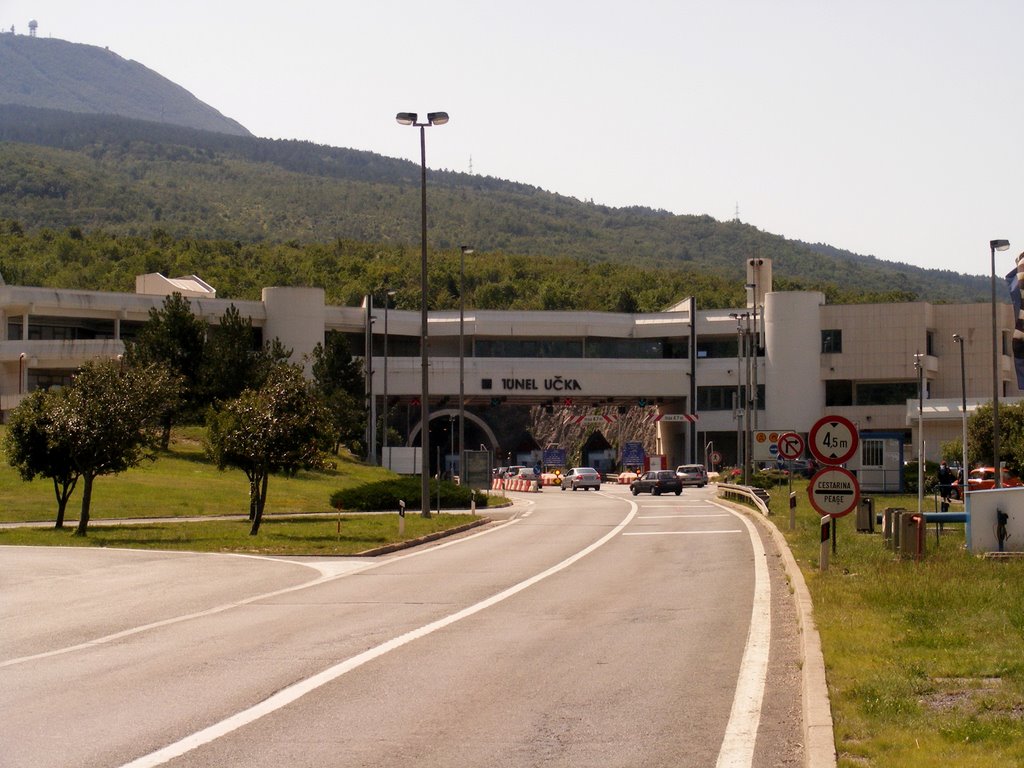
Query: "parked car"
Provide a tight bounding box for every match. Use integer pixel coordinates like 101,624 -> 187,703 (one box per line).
676,464 -> 708,487
953,467 -> 1023,493
630,470 -> 683,496
561,467 -> 602,491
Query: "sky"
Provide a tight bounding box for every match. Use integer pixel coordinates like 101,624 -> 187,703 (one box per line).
3,0 -> 1023,278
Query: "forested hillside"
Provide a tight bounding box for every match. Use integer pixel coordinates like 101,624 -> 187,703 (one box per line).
0,105 -> 992,307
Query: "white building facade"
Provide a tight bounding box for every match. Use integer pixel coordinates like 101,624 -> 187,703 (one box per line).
0,261 -> 1018,475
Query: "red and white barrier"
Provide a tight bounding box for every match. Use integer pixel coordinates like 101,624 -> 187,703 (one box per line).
492,477 -> 542,492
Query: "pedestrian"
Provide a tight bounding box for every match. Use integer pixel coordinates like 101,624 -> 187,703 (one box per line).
937,460 -> 955,510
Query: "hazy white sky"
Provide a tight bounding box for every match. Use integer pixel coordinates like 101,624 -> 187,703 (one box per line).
3,0 -> 1023,277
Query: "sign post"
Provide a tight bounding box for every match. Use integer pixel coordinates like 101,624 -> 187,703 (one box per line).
807,416 -> 861,572
398,499 -> 406,537
777,431 -> 805,508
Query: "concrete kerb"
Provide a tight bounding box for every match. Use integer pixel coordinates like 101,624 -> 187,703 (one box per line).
721,495 -> 837,768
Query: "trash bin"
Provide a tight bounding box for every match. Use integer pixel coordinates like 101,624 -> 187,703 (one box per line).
857,497 -> 875,533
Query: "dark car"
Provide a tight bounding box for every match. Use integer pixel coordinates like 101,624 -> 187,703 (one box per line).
630,470 -> 683,496
561,467 -> 601,491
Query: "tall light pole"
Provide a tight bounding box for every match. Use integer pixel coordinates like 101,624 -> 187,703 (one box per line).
729,311 -> 751,482
914,350 -> 924,514
381,289 -> 396,465
991,238 -> 1010,488
953,333 -> 968,488
397,111 -> 449,517
459,245 -> 473,482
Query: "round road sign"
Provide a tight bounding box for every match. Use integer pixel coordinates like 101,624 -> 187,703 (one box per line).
709,450 -> 722,466
807,466 -> 860,518
808,415 -> 859,466
777,431 -> 805,461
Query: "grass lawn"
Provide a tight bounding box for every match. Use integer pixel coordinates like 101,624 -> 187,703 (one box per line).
764,477 -> 1024,768
0,426 -> 402,524
0,425 -> 492,554
0,513 -> 482,556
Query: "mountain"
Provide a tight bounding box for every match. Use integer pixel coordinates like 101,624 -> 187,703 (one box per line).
0,33 -> 250,137
0,35 -> 993,305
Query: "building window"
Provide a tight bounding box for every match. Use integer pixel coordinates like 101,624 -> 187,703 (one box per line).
862,439 -> 884,468
696,338 -> 739,359
826,380 -> 853,407
697,386 -> 736,411
697,385 -> 765,411
856,381 -> 918,406
926,330 -> 935,357
821,329 -> 842,354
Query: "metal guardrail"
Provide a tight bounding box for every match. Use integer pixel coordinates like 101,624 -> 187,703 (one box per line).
717,483 -> 771,517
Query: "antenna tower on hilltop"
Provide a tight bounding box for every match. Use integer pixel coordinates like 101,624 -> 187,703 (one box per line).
734,202 -> 740,223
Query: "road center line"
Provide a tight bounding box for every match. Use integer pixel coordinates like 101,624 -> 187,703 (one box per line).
118,503 -> 639,768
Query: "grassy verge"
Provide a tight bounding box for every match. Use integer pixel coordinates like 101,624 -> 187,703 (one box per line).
0,426 -> 470,524
0,425 -> 495,553
764,478 -> 1024,767
0,513 -> 481,555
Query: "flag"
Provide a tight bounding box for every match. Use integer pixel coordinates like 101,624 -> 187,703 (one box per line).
1006,252 -> 1024,390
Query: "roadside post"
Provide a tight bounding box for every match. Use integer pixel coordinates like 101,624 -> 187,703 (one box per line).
398,499 -> 406,537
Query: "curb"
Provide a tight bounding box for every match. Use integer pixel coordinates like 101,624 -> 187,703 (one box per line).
351,517 -> 492,557
751,511 -> 837,768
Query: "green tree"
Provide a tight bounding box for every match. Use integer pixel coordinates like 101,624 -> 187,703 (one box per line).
46,360 -> 178,536
200,304 -> 262,404
124,292 -> 205,447
4,389 -> 78,528
311,332 -> 366,453
967,401 -> 1024,476
206,364 -> 332,535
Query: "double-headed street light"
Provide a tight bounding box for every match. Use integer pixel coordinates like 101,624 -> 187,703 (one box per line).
397,111 -> 449,517
459,245 -> 474,482
991,238 -> 1010,488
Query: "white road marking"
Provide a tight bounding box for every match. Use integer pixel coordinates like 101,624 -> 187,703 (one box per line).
713,502 -> 772,768
623,530 -> 742,536
638,513 -> 732,519
1,517 -> 521,669
117,502 -> 639,768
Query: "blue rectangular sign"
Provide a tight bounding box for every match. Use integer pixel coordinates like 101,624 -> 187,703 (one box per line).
543,448 -> 567,467
621,441 -> 645,466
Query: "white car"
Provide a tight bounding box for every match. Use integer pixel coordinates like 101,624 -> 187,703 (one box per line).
561,467 -> 602,491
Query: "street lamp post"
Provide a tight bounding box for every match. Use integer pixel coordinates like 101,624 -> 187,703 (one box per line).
914,351 -> 924,514
953,333 -> 967,488
729,311 -> 751,482
991,238 -> 1010,488
381,289 -> 396,465
397,111 -> 449,517
459,245 -> 474,482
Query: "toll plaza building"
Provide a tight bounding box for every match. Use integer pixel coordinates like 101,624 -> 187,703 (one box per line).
0,259 -> 1018,482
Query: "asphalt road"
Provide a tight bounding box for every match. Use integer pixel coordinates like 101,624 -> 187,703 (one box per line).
0,484 -> 804,767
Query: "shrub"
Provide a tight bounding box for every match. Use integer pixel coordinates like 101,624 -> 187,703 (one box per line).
331,476 -> 487,512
